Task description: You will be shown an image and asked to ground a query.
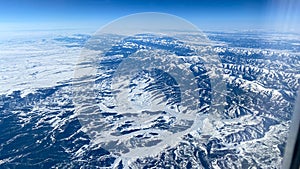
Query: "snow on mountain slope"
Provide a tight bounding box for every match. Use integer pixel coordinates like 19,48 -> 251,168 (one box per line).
0,31 -> 299,168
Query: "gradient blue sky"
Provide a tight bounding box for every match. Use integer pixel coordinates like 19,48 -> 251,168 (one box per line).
0,0 -> 299,32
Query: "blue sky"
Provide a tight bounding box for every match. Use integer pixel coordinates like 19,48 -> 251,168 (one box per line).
0,0 -> 299,32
